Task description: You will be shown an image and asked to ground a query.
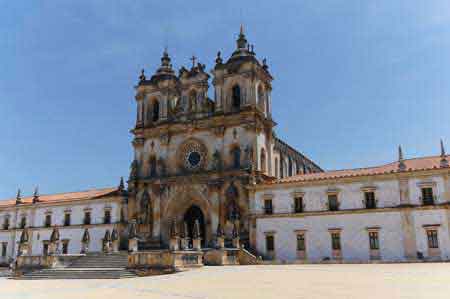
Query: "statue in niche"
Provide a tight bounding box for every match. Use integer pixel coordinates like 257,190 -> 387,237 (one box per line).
225,183 -> 240,221
244,145 -> 253,170
212,149 -> 222,171
130,160 -> 139,179
149,156 -> 157,177
139,190 -> 153,228
157,157 -> 167,177
188,91 -> 197,114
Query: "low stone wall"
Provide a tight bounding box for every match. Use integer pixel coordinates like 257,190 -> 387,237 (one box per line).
204,249 -> 240,266
128,250 -> 203,270
16,254 -> 84,270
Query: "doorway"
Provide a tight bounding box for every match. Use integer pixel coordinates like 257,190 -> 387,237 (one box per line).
183,205 -> 205,247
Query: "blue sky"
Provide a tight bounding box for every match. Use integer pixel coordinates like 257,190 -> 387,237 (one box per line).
1,1 -> 449,199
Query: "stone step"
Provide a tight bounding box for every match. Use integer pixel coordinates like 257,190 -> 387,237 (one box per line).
17,268 -> 137,280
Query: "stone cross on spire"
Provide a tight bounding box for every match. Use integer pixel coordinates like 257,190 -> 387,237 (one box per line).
190,55 -> 197,68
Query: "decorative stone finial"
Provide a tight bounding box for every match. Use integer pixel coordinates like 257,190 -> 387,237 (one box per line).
262,58 -> 268,70
440,139 -> 449,167
82,228 -> 90,243
16,189 -> 22,205
161,48 -> 171,67
216,223 -> 224,237
236,25 -> 248,49
118,177 -> 125,191
170,219 -> 178,237
32,186 -> 40,203
111,228 -> 119,241
398,145 -> 406,171
104,230 -> 111,242
193,220 -> 201,239
139,69 -> 146,82
215,51 -> 223,65
232,221 -> 239,238
50,228 -> 60,242
20,229 -> 29,243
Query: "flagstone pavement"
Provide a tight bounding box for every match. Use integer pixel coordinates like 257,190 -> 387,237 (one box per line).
2,263 -> 450,299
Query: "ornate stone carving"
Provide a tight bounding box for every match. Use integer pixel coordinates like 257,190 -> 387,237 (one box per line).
212,149 -> 223,171
177,139 -> 208,172
244,145 -> 253,169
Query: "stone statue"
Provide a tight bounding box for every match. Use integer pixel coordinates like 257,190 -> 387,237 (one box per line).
212,149 -> 222,171
244,145 -> 254,170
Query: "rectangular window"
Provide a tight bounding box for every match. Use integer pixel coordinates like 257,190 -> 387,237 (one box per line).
62,241 -> 69,254
64,213 -> 71,226
84,212 -> 91,225
266,235 -> 274,251
44,215 -> 52,227
422,188 -> 434,205
43,242 -> 49,256
369,231 -> 379,250
294,197 -> 303,213
264,199 -> 273,215
328,195 -> 339,211
1,242 -> 7,257
20,217 -> 26,229
365,192 -> 376,209
3,218 -> 9,230
104,210 -> 111,224
296,234 -> 305,251
427,230 -> 439,249
331,232 -> 341,250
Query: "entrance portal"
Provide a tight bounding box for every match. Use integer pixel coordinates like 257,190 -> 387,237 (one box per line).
183,205 -> 205,247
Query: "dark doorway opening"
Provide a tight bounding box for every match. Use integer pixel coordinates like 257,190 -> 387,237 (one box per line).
183,205 -> 205,247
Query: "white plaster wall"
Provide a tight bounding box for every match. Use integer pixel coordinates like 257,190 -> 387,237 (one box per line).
413,209 -> 450,259
253,180 -> 401,215
256,212 -> 405,262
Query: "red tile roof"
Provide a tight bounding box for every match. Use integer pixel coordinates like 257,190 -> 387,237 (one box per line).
270,155 -> 449,185
0,187 -> 118,208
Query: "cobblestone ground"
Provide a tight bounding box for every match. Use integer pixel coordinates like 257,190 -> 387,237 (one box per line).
2,264 -> 450,299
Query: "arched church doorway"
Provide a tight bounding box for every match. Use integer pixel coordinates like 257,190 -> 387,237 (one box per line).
183,205 -> 205,247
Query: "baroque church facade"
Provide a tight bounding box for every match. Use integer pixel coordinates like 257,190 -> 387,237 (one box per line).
1,28 -> 450,266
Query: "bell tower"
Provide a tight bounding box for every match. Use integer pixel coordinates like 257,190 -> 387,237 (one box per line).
212,26 -> 273,119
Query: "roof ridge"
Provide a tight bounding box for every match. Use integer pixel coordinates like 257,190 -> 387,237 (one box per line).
0,186 -> 117,202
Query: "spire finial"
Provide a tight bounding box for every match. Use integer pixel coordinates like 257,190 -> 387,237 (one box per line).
190,55 -> 197,68
118,177 -> 125,191
236,25 -> 248,49
398,145 -> 406,171
161,48 -> 171,67
440,139 -> 449,167
33,186 -> 40,203
139,69 -> 146,82
16,188 -> 22,204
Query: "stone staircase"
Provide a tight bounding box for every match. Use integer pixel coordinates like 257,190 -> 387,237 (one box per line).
16,253 -> 137,280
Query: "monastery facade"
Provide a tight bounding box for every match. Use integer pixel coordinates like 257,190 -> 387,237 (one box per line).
1,28 -> 449,267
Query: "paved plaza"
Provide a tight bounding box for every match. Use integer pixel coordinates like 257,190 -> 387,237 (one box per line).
2,263 -> 450,299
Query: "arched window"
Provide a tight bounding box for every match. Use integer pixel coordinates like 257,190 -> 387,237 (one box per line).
152,100 -> 160,122
288,158 -> 293,176
274,158 -> 279,178
231,146 -> 241,169
260,148 -> 266,173
232,85 -> 241,110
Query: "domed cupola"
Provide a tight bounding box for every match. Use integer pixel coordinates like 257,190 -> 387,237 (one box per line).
139,49 -> 179,86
